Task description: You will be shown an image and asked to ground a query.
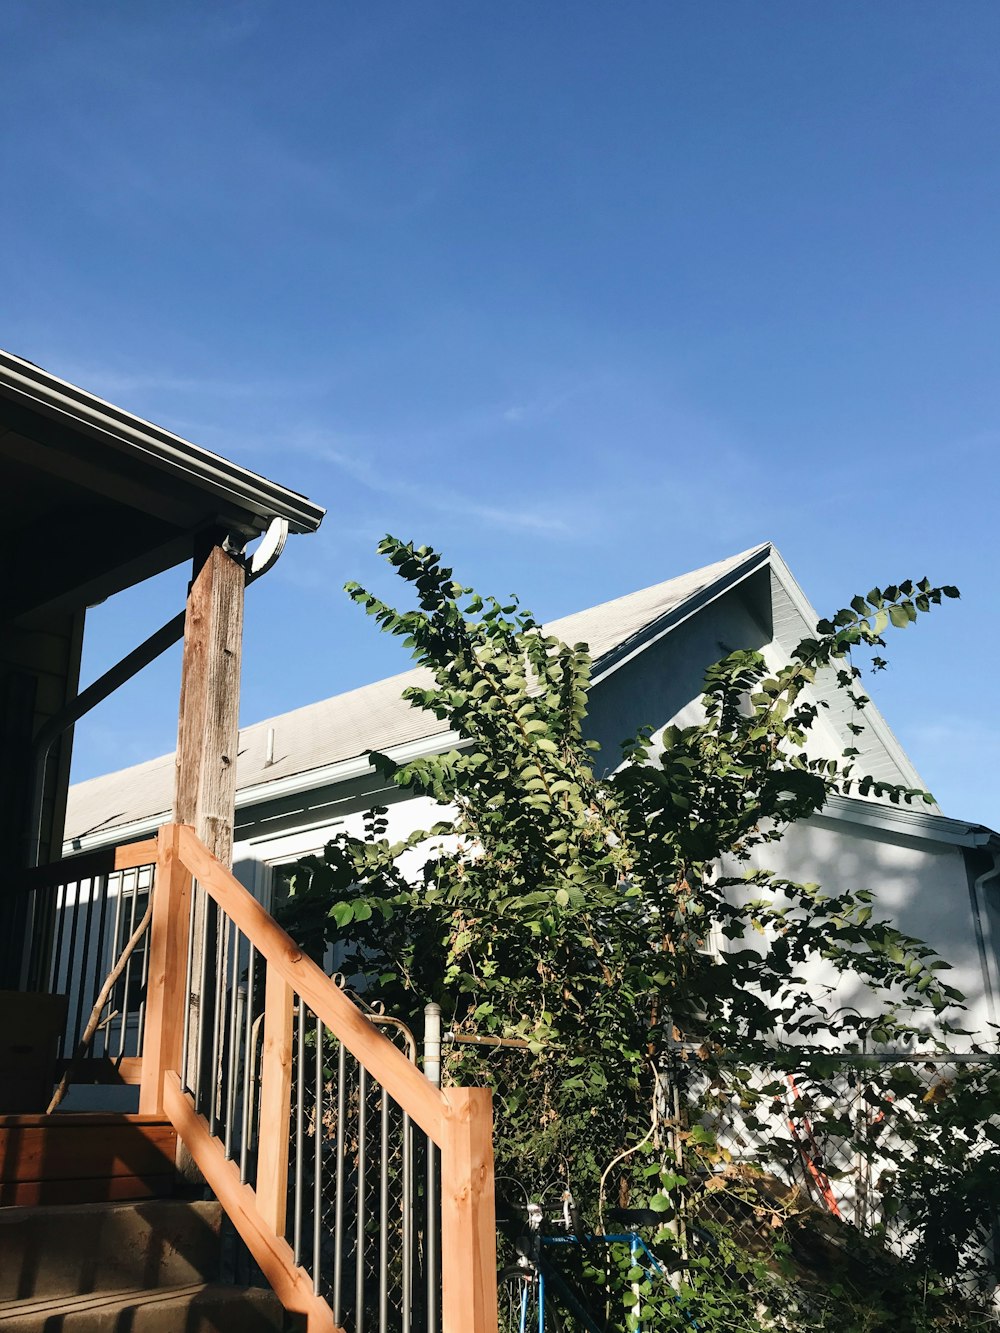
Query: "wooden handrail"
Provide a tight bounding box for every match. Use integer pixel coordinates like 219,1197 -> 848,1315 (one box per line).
140,823 -> 498,1333
172,824 -> 450,1142
21,837 -> 158,890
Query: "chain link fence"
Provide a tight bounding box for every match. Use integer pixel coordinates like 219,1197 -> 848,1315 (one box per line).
435,1022 -> 1000,1304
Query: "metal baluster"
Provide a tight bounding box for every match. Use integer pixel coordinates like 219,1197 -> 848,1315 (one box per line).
426,1140 -> 439,1333
115,871 -> 140,1058
193,887 -> 210,1111
180,882 -> 197,1094
75,879 -> 100,1055
332,1040 -> 347,1327
231,978 -> 246,1164
378,1085 -> 390,1333
59,882 -> 83,1045
104,875 -> 125,1058
402,1110 -> 412,1333
294,1001 -> 305,1265
50,882 -> 69,997
356,1062 -> 368,1333
135,867 -> 153,1057
239,945 -> 256,1184
314,1013 -> 323,1296
208,906 -> 227,1135
224,924 -> 241,1160
91,868 -> 111,1056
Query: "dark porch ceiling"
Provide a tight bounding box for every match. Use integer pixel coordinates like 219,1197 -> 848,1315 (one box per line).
0,350 -> 325,625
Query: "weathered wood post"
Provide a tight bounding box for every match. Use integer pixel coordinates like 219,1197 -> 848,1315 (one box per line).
171,540 -> 245,1097
173,540 -> 245,864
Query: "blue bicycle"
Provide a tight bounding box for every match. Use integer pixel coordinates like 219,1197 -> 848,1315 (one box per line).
496,1191 -> 686,1333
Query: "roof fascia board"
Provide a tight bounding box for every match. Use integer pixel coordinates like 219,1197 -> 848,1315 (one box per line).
589,545 -> 773,687
766,548 -> 929,795
821,793 -> 1000,849
0,350 -> 325,535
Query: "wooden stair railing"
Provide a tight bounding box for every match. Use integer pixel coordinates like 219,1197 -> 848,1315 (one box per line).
139,824 -> 498,1333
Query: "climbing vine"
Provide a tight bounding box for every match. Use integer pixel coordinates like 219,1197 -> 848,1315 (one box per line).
280,538 -> 996,1328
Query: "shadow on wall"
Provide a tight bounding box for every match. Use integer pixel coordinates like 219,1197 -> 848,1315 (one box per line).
725,814 -> 991,1047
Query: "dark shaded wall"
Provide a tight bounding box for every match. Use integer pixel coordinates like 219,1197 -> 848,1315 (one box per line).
585,577 -> 772,771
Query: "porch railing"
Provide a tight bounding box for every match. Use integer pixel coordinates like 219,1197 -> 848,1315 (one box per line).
3,838 -> 158,1083
139,824 -> 498,1333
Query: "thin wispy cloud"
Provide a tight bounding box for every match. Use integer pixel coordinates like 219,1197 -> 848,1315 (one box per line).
312,441 -> 573,537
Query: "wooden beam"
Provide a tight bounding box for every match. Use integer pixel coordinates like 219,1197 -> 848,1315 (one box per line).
439,1088 -> 498,1333
173,543 -> 244,867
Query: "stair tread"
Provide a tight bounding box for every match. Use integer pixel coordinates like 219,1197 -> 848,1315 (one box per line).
0,1198 -> 224,1301
0,1281 -> 276,1318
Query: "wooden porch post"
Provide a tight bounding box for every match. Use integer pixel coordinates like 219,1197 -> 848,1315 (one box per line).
139,824 -> 191,1115
440,1087 -> 499,1333
172,541 -> 245,1098
173,541 -> 245,865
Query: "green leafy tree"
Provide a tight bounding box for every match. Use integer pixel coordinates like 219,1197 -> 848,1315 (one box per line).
280,539 -> 995,1329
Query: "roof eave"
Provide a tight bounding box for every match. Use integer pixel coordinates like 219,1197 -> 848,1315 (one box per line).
0,348 -> 325,537
822,793 -> 1000,849
589,542 -> 773,685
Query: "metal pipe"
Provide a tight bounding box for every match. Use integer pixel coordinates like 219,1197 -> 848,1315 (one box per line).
422,1003 -> 442,1087
423,1002 -> 441,1333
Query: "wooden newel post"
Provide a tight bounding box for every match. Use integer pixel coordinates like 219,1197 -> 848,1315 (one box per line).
440,1087 -> 499,1333
139,824 -> 192,1115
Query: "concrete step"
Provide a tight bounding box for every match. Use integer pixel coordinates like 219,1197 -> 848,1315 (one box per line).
0,1282 -> 284,1332
0,1199 -> 222,1301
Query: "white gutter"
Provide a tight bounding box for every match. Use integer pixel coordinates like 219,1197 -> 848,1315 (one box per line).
64,728 -> 472,855
972,855 -> 1000,1024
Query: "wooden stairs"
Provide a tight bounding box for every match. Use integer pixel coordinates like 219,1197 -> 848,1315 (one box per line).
0,1194 -> 283,1331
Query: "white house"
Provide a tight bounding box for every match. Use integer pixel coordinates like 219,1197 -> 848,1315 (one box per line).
64,541 -> 1000,1051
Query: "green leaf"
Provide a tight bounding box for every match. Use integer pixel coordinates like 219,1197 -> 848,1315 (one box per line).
330,901 -> 354,927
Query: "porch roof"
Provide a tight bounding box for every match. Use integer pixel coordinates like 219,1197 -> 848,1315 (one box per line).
1,348 -> 325,622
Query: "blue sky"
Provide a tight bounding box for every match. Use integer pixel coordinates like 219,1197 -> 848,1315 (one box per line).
3,2 -> 998,822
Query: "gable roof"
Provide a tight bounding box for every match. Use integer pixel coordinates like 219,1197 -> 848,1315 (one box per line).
62,541 -> 931,848
64,545 -> 769,845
